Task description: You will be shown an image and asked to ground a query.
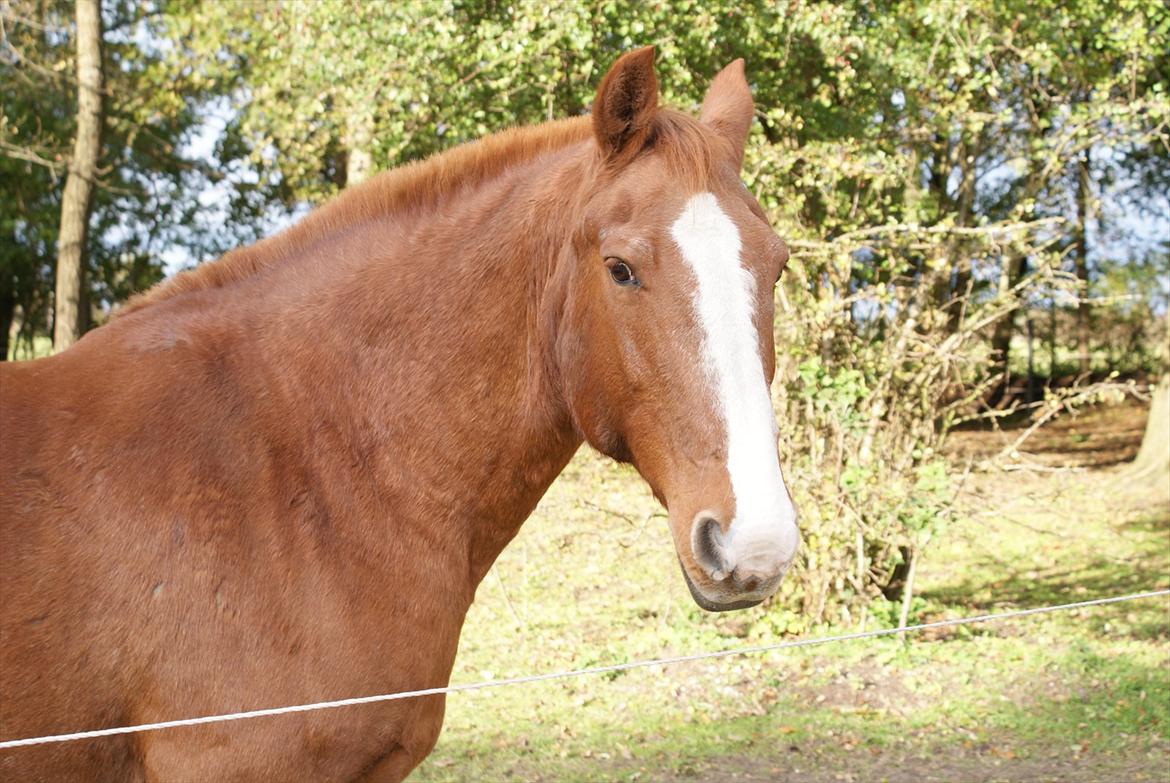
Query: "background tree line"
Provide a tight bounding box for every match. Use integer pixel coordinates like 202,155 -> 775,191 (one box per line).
2,0 -> 1167,623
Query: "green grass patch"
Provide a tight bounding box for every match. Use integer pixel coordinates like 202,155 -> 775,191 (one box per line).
411,448 -> 1170,781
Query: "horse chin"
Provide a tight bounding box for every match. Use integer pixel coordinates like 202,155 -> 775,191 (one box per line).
678,557 -> 764,612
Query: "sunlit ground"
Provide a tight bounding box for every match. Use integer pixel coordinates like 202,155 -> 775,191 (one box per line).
412,401 -> 1169,783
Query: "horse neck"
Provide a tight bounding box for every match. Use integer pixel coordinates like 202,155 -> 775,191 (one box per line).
258,142 -> 592,590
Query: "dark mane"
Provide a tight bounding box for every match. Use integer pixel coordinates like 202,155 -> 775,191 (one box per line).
118,109 -> 720,317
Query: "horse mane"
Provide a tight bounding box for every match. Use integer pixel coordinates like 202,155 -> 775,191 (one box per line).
118,109 -> 719,317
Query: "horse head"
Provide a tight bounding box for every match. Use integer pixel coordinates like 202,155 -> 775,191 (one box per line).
557,48 -> 800,611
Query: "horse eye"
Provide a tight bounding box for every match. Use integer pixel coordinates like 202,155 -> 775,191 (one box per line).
608,260 -> 637,286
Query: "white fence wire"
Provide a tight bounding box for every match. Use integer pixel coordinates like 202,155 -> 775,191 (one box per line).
1,588 -> 1167,749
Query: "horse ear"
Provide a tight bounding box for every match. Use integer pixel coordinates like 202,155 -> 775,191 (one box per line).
700,59 -> 754,169
592,46 -> 659,160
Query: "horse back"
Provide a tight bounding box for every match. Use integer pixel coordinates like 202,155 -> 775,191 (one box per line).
1,320 -> 460,781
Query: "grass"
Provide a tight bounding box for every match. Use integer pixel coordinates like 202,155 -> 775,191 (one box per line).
411,404 -> 1170,782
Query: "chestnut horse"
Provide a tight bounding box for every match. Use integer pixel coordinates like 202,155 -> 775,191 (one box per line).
0,48 -> 798,781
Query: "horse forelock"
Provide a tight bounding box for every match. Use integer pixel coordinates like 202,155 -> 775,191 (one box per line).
641,109 -> 726,188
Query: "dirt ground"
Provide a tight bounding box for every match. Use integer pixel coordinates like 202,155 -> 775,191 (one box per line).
469,731 -> 1170,783
945,396 -> 1151,469
659,741 -> 1170,783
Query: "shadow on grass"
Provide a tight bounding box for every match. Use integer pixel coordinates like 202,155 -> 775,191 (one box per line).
1120,512 -> 1170,535
925,509 -> 1169,616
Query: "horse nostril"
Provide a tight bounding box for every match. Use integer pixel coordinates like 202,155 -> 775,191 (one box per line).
741,575 -> 761,592
691,514 -> 731,581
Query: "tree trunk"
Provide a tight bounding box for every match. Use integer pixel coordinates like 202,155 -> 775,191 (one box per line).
988,253 -> 1026,406
1025,316 -> 1036,404
1048,296 -> 1057,380
947,140 -> 977,333
53,0 -> 103,351
1130,373 -> 1169,486
0,263 -> 14,361
881,545 -> 914,602
1074,148 -> 1092,375
344,109 -> 374,187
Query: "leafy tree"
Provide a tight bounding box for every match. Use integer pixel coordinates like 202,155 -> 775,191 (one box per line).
3,0 -> 1166,619
1,0 -> 270,356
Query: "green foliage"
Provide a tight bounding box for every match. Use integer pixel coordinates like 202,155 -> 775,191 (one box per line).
3,0 -> 1168,619
795,359 -> 869,425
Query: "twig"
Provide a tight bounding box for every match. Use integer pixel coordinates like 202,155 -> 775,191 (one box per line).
491,568 -> 525,627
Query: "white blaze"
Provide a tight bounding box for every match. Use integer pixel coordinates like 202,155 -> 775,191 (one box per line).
670,192 -> 799,576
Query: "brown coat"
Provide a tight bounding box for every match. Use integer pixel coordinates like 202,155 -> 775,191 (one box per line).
1,48 -> 794,781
